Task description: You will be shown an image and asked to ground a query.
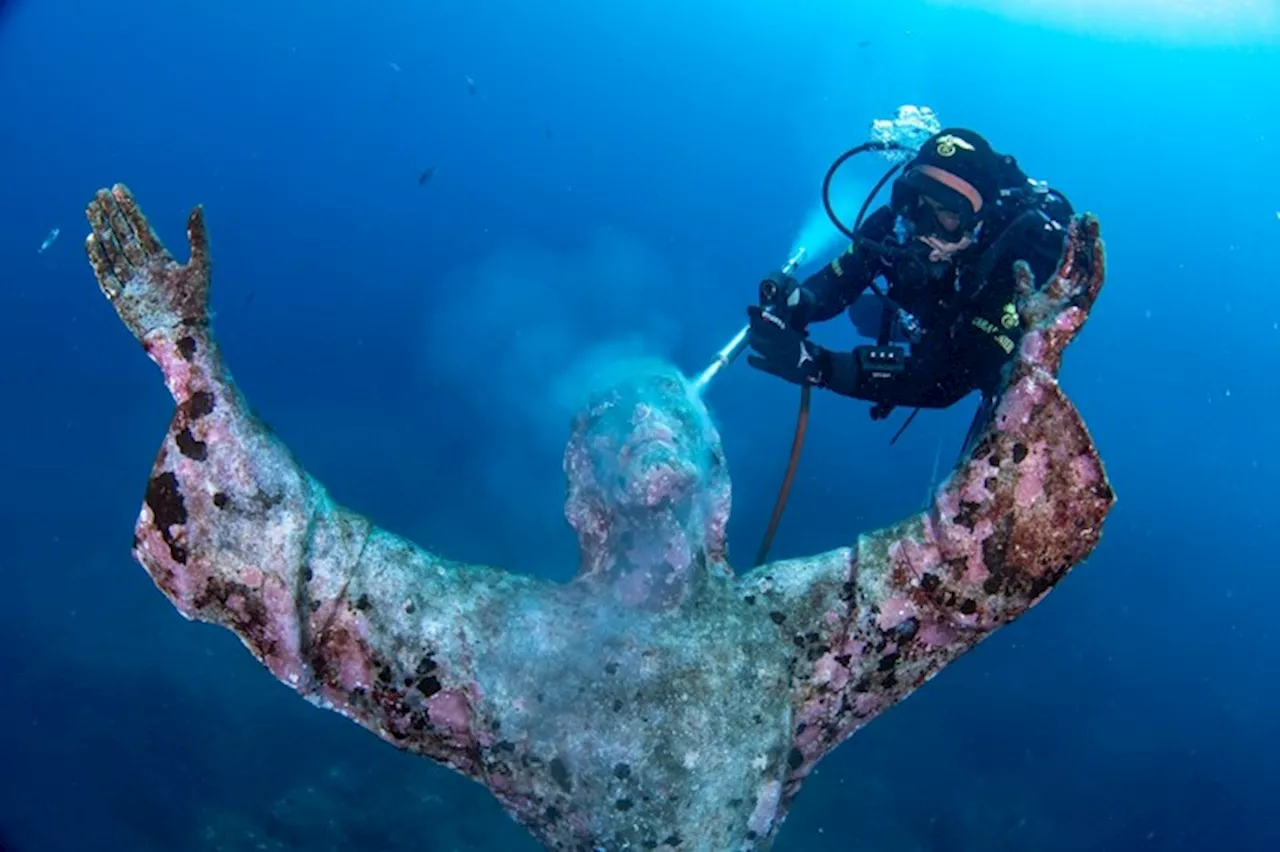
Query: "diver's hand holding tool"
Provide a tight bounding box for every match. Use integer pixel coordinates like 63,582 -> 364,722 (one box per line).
759,268 -> 819,332
744,306 -> 827,387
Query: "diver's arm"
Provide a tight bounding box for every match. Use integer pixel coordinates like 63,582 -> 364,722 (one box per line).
84,185 -> 528,774
821,345 -> 981,409
786,206 -> 896,328
766,216 -> 1113,773
788,254 -> 867,326
820,291 -> 1022,409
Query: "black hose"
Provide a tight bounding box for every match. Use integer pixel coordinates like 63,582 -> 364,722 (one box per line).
820,142 -> 926,319
821,141 -> 901,238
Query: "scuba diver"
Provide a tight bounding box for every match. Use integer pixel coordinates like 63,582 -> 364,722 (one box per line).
745,127 -> 1075,433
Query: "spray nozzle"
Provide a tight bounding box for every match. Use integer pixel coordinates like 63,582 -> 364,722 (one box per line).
781,247 -> 807,277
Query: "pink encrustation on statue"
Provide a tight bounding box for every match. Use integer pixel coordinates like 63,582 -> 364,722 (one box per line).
84,184 -> 1113,852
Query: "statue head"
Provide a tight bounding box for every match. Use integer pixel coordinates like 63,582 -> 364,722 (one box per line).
562,359 -> 731,600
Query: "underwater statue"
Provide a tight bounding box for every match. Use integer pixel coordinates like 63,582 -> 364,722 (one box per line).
84,184 -> 1113,851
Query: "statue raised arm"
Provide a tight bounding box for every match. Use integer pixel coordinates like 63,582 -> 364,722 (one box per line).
86,185 -> 1111,851
84,186 -> 547,776
739,215 -> 1112,813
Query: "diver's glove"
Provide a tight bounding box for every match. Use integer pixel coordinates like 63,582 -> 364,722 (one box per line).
745,305 -> 830,386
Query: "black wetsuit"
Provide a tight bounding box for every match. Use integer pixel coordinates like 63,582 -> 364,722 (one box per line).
796,177 -> 1075,411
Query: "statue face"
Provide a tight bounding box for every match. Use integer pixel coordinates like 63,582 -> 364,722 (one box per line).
565,362 -> 726,525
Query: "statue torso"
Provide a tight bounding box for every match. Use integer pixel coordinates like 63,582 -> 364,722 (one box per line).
469,578 -> 799,851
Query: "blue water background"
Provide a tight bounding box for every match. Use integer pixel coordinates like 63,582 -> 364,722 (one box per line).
1,0 -> 1277,849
